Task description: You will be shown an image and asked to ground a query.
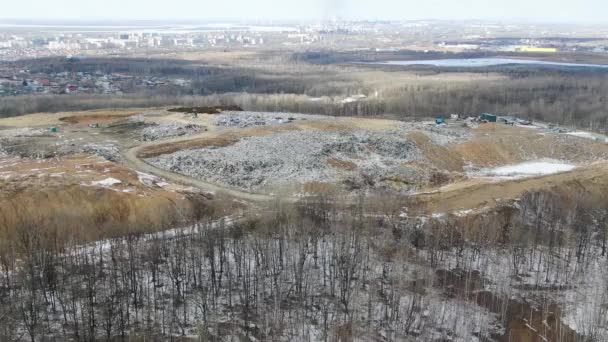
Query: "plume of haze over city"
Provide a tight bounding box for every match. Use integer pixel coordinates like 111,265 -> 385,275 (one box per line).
1,0 -> 607,23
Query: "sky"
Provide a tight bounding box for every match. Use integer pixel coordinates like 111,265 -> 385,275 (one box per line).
2,0 -> 607,23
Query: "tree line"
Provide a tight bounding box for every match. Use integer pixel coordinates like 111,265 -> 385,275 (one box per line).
2,55 -> 608,130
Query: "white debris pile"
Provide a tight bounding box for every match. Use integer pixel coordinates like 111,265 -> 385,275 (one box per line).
83,142 -> 121,161
0,127 -> 49,138
214,111 -> 332,128
147,129 -> 423,190
141,122 -> 204,141
0,128 -> 49,155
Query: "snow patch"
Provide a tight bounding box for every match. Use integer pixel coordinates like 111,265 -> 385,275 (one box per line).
340,94 -> 367,104
477,159 -> 576,179
567,131 -> 608,143
516,124 -> 539,129
91,177 -> 122,186
137,171 -> 169,187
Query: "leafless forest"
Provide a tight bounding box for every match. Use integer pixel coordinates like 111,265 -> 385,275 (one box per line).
1,185 -> 608,341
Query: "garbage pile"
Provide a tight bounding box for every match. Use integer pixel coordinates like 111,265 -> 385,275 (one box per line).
141,122 -> 205,141
147,129 -> 423,190
214,111 -> 330,128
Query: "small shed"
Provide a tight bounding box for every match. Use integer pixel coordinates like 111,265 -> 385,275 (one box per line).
481,113 -> 497,122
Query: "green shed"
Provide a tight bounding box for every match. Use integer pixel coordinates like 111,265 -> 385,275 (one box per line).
481,113 -> 497,122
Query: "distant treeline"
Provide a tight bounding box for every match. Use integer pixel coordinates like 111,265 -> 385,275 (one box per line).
2,55 -> 608,130
290,49 -> 496,64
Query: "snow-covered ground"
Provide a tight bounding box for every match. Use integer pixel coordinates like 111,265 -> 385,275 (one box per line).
567,131 -> 608,143
90,177 -> 122,186
475,159 -> 576,179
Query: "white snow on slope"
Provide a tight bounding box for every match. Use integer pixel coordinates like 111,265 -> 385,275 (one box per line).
91,177 -> 122,186
568,131 -> 596,139
567,131 -> 608,143
478,159 -> 576,179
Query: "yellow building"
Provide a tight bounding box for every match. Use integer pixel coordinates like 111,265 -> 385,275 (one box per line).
518,46 -> 558,53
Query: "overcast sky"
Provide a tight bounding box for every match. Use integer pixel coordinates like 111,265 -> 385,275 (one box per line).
2,0 -> 607,23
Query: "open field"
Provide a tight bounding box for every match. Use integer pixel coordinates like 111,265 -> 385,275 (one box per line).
0,108 -> 151,128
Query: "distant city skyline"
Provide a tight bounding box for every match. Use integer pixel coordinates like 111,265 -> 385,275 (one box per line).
2,0 -> 607,24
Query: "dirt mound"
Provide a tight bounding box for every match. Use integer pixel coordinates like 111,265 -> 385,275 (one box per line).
0,154 -> 201,244
0,184 -> 189,243
327,158 -> 358,171
58,112 -> 136,125
136,124 -> 300,158
452,124 -> 608,167
408,131 -> 464,172
168,105 -> 243,114
0,108 -> 145,128
405,124 -> 608,195
410,161 -> 608,214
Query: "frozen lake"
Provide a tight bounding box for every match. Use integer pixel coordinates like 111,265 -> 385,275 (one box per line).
373,58 -> 608,69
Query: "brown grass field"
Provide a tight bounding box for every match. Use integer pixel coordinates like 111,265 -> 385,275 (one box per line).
0,154 -> 206,246
0,108 -> 151,128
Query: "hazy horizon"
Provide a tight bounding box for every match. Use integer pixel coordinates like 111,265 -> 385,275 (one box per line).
1,0 -> 607,24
